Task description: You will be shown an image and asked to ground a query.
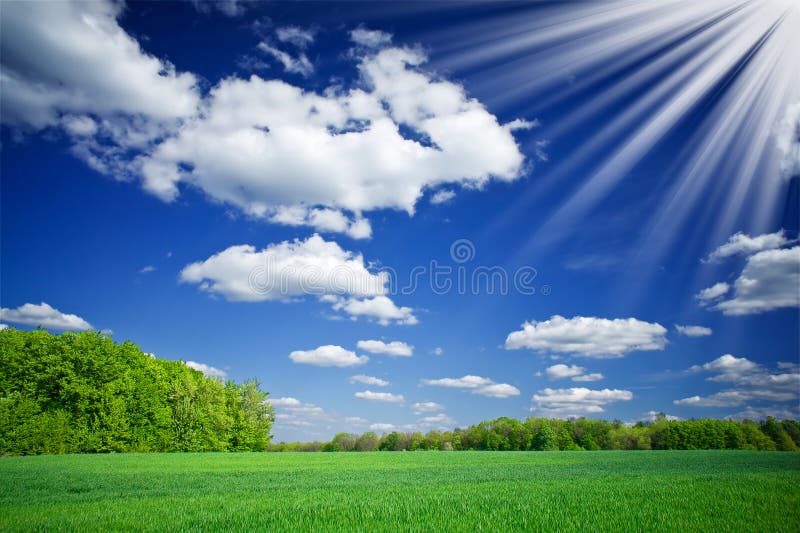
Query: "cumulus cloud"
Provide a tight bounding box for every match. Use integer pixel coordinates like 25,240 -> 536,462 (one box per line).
270,397 -> 302,407
412,401 -> 445,414
350,374 -> 389,387
0,302 -> 92,331
504,315 -> 667,358
674,324 -> 713,337
369,422 -> 396,432
418,413 -> 457,428
350,27 -> 392,48
0,0 -> 199,129
432,347 -> 443,356
545,364 -> 585,379
185,360 -> 227,380
179,234 -> 415,324
675,354 -> 800,408
331,296 -> 418,326
354,390 -> 405,403
356,340 -> 413,357
269,206 -> 371,239
705,247 -> 800,315
704,230 -> 793,262
2,6 -> 529,240
430,189 -> 456,205
421,375 -> 520,398
531,388 -> 633,416
696,282 -> 730,304
137,45 -> 527,231
289,345 -> 368,367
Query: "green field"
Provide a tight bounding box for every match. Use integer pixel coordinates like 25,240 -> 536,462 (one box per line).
1,451 -> 798,531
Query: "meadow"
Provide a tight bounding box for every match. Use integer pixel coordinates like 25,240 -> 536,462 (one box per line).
1,451 -> 798,531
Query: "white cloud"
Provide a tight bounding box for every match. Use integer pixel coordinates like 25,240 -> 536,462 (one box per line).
0,302 -> 92,331
289,345 -> 368,367
708,246 -> 800,315
504,315 -> 667,358
572,373 -> 604,382
696,282 -> 730,304
730,405 -> 800,421
478,383 -> 522,398
257,42 -> 313,76
3,10 -> 528,240
0,324 -> 8,331
545,364 -> 585,380
276,26 -> 315,48
270,397 -> 302,407
0,0 -> 199,130
421,375 -> 520,398
675,324 -> 712,337
704,230 -> 793,262
354,390 -> 405,403
269,206 -> 371,239
644,411 -> 681,422
331,296 -> 418,326
350,374 -> 389,387
139,265 -> 156,274
350,28 -> 392,48
180,234 -> 415,323
418,413 -> 457,428
675,355 -> 800,408
412,401 -> 445,414
433,347 -> 444,356
185,360 -> 227,380
356,340 -> 413,357
369,422 -> 396,432
137,45 -> 527,231
775,102 -> 800,179
531,388 -> 633,416
430,189 -> 456,205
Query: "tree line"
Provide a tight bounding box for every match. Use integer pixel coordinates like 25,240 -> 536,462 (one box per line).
270,416 -> 800,452
0,328 -> 273,455
2,328 -> 797,456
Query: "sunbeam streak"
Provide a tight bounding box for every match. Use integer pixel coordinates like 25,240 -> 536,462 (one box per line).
423,0 -> 799,264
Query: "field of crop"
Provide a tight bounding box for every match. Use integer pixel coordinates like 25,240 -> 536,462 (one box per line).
1,451 -> 798,531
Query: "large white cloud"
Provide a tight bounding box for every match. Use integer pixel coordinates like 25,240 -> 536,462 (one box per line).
421,375 -> 520,398
0,0 -> 199,129
289,345 -> 368,367
705,246 -> 800,315
356,340 -> 413,357
179,234 -> 416,324
0,302 -> 92,331
185,360 -> 227,380
137,46 -> 528,231
674,354 -> 800,408
2,2 -> 530,239
531,388 -> 633,416
504,315 -> 667,358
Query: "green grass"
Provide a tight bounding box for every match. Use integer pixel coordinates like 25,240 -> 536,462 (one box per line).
1,451 -> 798,532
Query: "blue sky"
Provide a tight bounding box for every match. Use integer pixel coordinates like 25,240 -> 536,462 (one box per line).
1,0 -> 798,441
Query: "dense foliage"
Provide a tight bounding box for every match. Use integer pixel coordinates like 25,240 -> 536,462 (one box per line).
0,328 -> 273,455
2,452 -> 798,531
270,415 -> 800,452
